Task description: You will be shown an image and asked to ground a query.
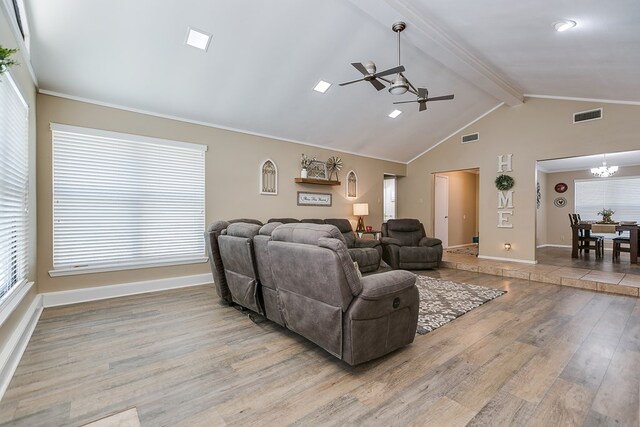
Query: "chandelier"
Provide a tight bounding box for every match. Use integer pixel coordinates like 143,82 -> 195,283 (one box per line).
591,154 -> 618,178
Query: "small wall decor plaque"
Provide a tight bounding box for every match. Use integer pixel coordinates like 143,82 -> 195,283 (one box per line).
554,197 -> 567,208
554,182 -> 568,193
297,191 -> 332,207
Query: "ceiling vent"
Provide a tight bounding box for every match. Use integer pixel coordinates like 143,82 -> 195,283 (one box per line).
573,108 -> 602,124
461,132 -> 479,144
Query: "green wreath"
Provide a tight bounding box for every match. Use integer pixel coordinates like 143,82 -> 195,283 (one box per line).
495,174 -> 515,191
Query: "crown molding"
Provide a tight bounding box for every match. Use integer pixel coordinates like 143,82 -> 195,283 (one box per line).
407,102 -> 504,164
38,89 -> 408,165
524,94 -> 640,106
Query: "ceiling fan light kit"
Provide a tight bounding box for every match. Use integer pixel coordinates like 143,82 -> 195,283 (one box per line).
339,21 -> 454,112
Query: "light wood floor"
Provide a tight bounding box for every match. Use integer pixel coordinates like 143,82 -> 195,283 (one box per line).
1,269 -> 639,426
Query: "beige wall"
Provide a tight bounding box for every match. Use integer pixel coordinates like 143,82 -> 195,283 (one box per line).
36,94 -> 406,293
541,165 -> 640,246
436,171 -> 477,247
0,7 -> 38,356
399,97 -> 640,262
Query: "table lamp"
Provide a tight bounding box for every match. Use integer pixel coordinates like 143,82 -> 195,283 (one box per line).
353,203 -> 369,232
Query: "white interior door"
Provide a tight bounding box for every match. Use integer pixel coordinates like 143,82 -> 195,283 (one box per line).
383,176 -> 396,221
434,175 -> 449,248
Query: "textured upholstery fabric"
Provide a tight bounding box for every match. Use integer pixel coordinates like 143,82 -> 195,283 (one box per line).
300,218 -> 326,224
218,222 -> 262,313
204,220 -> 232,302
267,217 -> 300,224
271,223 -> 347,245
324,218 -> 382,273
268,223 -> 419,365
253,223 -> 284,325
229,218 -> 263,226
381,219 -> 443,270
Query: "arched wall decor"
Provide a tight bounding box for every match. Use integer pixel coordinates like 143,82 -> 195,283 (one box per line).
260,159 -> 278,195
346,170 -> 357,198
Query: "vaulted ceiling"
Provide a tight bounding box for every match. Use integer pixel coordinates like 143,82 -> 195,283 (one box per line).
24,0 -> 640,163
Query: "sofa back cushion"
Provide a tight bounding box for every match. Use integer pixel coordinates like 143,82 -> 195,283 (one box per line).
301,218 -> 326,224
324,218 -> 356,248
386,219 -> 426,246
268,217 -> 300,224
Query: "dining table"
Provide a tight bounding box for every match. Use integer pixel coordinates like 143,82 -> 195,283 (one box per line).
571,222 -> 639,263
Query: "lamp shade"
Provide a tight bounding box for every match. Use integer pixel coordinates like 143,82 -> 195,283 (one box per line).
353,203 -> 369,216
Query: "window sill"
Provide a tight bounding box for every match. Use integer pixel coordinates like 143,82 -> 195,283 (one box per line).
48,257 -> 209,277
0,280 -> 34,328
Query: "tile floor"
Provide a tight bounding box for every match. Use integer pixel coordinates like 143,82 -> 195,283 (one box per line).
442,246 -> 640,297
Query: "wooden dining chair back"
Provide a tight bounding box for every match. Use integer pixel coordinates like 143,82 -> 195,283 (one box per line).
569,213 -> 603,258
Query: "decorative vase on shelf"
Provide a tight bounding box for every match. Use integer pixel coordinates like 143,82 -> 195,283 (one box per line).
301,168 -> 308,179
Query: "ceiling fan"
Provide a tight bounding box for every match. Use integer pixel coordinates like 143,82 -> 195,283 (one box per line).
393,88 -> 455,112
339,21 -> 454,111
338,62 -> 405,91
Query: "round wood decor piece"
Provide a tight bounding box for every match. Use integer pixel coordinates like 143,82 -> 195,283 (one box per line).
554,182 -> 568,193
554,197 -> 567,208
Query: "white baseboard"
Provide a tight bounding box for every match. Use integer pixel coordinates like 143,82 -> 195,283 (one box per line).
445,243 -> 478,249
41,273 -> 214,308
478,255 -> 538,264
0,294 -> 43,402
536,244 -> 572,248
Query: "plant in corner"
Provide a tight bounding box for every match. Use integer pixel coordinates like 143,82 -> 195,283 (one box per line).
0,46 -> 19,77
597,208 -> 615,223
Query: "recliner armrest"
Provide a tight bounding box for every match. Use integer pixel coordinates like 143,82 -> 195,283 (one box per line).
354,238 -> 381,249
419,237 -> 442,247
359,270 -> 416,301
380,237 -> 402,246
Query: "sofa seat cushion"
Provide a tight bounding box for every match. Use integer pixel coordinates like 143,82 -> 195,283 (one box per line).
399,246 -> 439,264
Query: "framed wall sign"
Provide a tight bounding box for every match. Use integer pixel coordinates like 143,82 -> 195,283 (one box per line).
297,191 -> 332,207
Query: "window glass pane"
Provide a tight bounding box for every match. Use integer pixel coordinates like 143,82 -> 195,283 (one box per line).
52,125 -> 206,272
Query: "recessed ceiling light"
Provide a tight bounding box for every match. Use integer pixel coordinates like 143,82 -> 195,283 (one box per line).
313,80 -> 331,93
388,109 -> 402,119
553,20 -> 577,32
186,27 -> 212,51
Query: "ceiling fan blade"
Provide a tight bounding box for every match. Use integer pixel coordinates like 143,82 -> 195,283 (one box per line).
374,65 -> 405,78
393,100 -> 417,105
402,74 -> 418,94
338,78 -> 366,86
351,62 -> 370,76
427,94 -> 455,101
419,102 -> 427,112
417,88 -> 428,98
370,79 -> 386,91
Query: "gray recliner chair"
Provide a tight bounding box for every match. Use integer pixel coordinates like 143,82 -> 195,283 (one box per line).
268,223 -> 419,365
204,218 -> 263,304
217,222 -> 263,313
381,219 -> 443,270
324,218 -> 382,273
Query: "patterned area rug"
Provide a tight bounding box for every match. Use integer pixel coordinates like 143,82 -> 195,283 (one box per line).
415,275 -> 506,335
445,245 -> 478,256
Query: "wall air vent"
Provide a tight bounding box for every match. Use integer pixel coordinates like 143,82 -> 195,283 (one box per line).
461,132 -> 479,144
573,108 -> 602,124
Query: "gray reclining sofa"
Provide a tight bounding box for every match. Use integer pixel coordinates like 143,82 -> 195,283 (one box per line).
205,221 -> 419,365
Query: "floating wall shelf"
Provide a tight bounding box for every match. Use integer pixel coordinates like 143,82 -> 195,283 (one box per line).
294,178 -> 341,186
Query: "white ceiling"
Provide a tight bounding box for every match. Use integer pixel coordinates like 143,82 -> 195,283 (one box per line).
537,150 -> 640,173
24,0 -> 640,163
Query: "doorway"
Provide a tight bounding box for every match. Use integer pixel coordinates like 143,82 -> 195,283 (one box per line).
383,175 -> 397,222
433,169 -> 480,250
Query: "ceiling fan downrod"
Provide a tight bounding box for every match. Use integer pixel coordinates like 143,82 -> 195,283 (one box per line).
389,21 -> 409,95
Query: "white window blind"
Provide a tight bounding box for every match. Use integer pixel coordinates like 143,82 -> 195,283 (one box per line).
0,73 -> 29,299
575,177 -> 640,221
51,124 -> 207,275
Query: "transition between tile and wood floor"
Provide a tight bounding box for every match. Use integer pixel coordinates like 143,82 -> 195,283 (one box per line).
442,251 -> 640,298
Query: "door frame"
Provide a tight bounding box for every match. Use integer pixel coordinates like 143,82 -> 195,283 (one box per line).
434,174 -> 449,248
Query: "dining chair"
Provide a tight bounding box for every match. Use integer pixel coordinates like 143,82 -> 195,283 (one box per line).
612,230 -> 640,260
569,213 -> 603,258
